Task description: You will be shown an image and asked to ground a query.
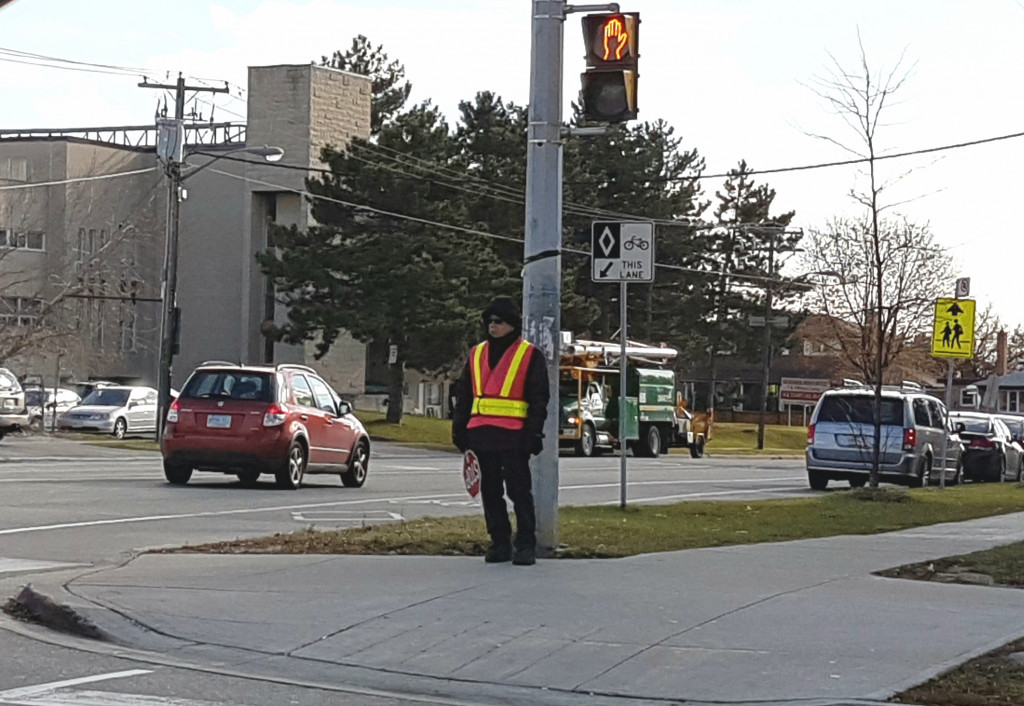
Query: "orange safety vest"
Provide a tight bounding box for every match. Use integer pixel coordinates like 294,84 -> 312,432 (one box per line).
467,338 -> 535,431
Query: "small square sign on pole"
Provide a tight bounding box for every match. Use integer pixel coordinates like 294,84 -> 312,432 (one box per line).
591,221 -> 654,282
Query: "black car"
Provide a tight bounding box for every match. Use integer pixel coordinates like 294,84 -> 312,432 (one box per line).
949,411 -> 1024,483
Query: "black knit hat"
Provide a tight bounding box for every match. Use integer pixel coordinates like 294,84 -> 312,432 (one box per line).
482,296 -> 522,332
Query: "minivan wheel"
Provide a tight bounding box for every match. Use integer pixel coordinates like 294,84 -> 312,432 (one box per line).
276,440 -> 306,490
952,459 -> 964,486
112,418 -> 128,439
918,455 -> 933,488
808,470 -> 828,491
340,440 -> 369,488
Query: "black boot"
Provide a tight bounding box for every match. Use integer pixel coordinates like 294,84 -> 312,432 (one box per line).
484,541 -> 513,563
512,546 -> 536,566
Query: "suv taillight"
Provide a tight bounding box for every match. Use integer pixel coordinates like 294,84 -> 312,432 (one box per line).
807,423 -> 815,446
903,427 -> 916,451
263,404 -> 287,427
166,399 -> 180,424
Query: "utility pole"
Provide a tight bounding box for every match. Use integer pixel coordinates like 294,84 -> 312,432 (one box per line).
757,231 -> 776,450
525,1 -> 622,555
523,1 -> 566,557
139,74 -> 228,439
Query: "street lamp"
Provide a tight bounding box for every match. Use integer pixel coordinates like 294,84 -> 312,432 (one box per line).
156,141 -> 285,440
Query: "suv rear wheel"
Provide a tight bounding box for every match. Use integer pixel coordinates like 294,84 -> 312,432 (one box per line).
341,440 -> 369,488
276,440 -> 306,490
164,461 -> 192,485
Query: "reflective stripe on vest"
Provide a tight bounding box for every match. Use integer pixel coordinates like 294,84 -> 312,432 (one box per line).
467,338 -> 533,430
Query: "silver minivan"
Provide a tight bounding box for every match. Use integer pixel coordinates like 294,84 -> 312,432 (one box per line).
806,383 -> 963,490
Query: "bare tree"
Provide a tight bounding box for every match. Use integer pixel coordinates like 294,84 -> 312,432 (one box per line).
802,215 -> 952,384
0,152 -> 162,380
802,36 -> 952,488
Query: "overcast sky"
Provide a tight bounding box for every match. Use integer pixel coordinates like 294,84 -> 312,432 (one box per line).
2,0 -> 1022,330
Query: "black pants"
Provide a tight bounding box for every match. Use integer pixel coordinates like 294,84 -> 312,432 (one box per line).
474,448 -> 536,550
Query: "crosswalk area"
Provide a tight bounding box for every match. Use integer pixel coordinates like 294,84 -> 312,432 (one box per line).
0,670 -> 227,706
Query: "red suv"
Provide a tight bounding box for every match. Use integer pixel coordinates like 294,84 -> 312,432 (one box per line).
161,362 -> 370,489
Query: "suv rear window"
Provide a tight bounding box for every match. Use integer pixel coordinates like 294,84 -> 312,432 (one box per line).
817,395 -> 904,425
181,371 -> 274,402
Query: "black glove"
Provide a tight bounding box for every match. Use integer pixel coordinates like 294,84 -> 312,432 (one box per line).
529,434 -> 544,456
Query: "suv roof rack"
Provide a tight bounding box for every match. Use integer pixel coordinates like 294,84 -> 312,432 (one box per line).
198,360 -> 239,367
276,363 -> 317,374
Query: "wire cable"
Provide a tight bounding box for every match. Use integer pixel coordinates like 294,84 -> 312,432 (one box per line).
0,167 -> 159,191
203,166 -> 787,285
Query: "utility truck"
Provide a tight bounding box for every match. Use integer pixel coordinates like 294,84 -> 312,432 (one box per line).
558,336 -> 710,458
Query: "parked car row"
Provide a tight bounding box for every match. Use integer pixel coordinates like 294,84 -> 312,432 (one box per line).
805,381 -> 1024,490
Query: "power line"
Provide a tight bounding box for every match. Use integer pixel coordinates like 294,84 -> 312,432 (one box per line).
0,167 -> 159,191
205,167 -> 786,286
596,130 -> 1024,184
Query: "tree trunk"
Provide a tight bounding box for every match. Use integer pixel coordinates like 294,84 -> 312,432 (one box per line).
386,355 -> 404,424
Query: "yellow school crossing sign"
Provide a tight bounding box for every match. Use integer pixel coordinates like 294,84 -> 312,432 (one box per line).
931,298 -> 975,359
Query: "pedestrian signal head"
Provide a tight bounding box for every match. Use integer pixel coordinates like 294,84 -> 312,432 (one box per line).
579,12 -> 640,123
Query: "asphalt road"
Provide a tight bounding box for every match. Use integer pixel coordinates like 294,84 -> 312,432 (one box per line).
0,434 -> 810,567
0,435 -> 811,706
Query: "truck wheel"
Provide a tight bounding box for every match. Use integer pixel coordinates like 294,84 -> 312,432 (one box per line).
808,469 -> 828,490
575,423 -> 596,457
637,425 -> 661,458
689,436 -> 705,459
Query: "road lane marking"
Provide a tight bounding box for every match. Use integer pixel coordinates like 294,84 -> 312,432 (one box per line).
0,671 -> 151,701
291,510 -> 405,523
4,689 -> 227,705
0,557 -> 87,574
0,493 -> 466,537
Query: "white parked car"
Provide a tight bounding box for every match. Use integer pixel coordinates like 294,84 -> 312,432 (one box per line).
25,388 -> 81,432
58,386 -> 159,438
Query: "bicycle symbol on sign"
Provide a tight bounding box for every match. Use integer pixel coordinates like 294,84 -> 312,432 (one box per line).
622,235 -> 649,251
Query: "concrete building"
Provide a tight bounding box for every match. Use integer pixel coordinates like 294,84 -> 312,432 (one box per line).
0,63 -> 374,398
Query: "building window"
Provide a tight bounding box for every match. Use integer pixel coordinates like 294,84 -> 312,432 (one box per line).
0,158 -> 28,182
119,301 -> 137,352
1001,390 -> 1022,413
0,297 -> 43,327
0,228 -> 45,251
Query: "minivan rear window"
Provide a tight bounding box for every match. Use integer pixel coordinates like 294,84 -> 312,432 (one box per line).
181,371 -> 274,402
817,395 -> 904,425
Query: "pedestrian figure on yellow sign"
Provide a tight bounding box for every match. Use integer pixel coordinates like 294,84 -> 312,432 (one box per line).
942,322 -> 952,348
953,319 -> 964,349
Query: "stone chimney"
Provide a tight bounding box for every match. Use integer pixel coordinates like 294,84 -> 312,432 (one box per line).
996,330 -> 1008,375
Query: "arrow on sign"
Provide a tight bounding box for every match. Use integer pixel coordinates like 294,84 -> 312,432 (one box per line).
600,262 -> 614,277
946,302 -> 965,316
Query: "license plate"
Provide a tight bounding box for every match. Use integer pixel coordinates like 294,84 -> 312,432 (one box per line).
207,414 -> 232,428
839,434 -> 868,448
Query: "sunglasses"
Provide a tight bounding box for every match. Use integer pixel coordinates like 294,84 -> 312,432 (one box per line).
488,317 -> 506,325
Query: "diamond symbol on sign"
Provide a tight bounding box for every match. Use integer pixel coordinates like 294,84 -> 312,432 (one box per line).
598,227 -> 616,256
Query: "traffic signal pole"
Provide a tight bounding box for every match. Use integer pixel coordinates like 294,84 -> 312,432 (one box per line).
524,0 -> 566,557
524,1 -> 619,556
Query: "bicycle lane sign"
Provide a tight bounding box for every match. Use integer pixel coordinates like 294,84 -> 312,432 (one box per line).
591,221 -> 655,282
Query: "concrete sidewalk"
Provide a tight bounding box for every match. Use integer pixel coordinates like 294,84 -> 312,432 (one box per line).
29,513 -> 1024,706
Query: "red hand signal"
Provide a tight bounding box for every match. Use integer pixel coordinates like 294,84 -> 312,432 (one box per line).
602,18 -> 629,61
